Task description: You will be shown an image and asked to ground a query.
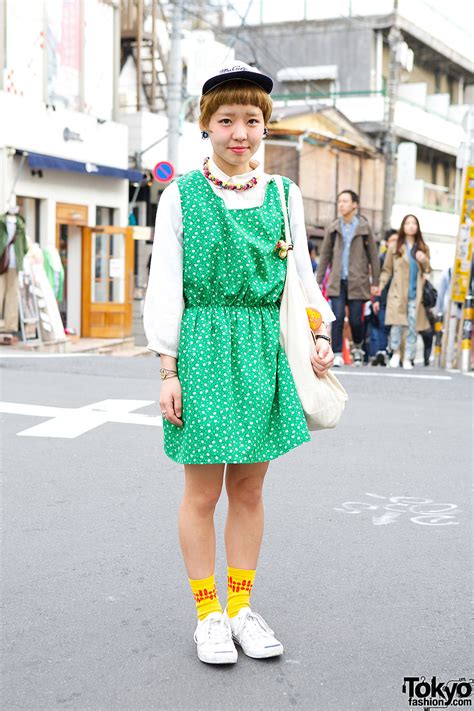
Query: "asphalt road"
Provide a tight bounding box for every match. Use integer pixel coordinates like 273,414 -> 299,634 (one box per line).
1,355 -> 472,711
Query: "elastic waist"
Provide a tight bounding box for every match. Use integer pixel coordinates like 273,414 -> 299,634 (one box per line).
185,303 -> 278,310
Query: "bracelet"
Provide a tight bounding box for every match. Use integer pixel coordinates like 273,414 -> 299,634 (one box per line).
315,334 -> 332,345
160,368 -> 178,381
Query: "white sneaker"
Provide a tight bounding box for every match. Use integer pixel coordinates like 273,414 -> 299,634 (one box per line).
223,607 -> 284,659
389,353 -> 401,368
193,612 -> 238,664
402,359 -> 413,370
351,348 -> 364,367
333,353 -> 344,367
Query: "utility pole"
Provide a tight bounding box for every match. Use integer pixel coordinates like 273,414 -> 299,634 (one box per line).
151,0 -> 157,113
443,106 -> 474,370
136,0 -> 143,111
382,1 -> 402,233
167,0 -> 183,171
112,0 -> 120,121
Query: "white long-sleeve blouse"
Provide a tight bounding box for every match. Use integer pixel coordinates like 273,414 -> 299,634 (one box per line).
143,157 -> 335,358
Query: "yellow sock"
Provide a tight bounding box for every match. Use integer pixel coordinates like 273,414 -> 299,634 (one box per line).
227,566 -> 256,618
188,574 -> 223,621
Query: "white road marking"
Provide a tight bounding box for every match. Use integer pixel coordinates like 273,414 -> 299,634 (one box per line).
0,399 -> 162,438
335,370 -> 452,380
372,511 -> 402,525
335,493 -> 461,526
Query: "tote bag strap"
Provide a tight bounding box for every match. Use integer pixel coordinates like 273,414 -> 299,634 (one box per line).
273,175 -> 293,246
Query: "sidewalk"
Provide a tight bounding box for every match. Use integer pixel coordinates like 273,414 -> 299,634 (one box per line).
0,336 -> 152,357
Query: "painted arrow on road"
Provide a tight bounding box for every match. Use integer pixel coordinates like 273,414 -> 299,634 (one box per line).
0,399 -> 162,438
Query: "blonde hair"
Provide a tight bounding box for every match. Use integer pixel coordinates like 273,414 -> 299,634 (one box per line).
199,80 -> 273,127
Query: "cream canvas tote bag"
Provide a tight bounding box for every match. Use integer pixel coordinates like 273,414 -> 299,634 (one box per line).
274,175 -> 348,430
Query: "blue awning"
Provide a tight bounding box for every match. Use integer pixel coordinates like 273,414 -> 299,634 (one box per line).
18,150 -> 144,183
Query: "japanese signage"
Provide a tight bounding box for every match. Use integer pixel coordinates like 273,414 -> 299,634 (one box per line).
452,167 -> 474,303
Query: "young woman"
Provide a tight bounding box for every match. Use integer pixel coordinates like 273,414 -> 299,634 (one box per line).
144,62 -> 335,665
379,214 -> 432,369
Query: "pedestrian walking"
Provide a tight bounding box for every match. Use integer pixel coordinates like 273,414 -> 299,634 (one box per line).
378,214 -> 432,369
143,62 -> 335,666
435,266 -> 453,317
308,239 -> 318,273
316,190 -> 380,367
370,229 -> 398,365
419,309 -> 435,366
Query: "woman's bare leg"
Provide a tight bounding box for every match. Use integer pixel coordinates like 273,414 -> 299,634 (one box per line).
224,462 -> 270,569
178,464 -> 225,579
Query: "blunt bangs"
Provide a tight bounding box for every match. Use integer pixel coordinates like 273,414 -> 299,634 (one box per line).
199,80 -> 273,126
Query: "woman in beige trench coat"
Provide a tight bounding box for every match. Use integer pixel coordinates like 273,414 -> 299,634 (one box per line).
379,214 -> 431,369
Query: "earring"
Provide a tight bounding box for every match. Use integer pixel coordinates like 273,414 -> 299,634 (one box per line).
263,128 -> 268,139
201,130 -> 209,139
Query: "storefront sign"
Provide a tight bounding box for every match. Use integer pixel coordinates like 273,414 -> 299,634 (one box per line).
109,257 -> 124,279
460,165 -> 474,224
131,226 -> 152,241
452,167 -> 474,303
18,271 -> 41,342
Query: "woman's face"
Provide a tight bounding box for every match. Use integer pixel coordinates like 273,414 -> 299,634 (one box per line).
204,104 -> 265,175
403,216 -> 419,236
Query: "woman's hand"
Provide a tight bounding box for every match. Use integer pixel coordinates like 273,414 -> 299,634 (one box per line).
160,377 -> 183,426
311,337 -> 334,378
415,250 -> 426,264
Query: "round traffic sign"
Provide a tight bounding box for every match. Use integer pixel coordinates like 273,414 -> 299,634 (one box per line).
153,161 -> 175,182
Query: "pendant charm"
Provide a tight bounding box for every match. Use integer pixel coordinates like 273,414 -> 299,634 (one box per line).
274,239 -> 292,259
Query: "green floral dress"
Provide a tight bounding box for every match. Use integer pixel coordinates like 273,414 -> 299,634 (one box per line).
163,170 -> 310,464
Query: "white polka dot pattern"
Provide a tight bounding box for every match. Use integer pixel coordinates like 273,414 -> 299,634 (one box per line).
163,170 -> 310,464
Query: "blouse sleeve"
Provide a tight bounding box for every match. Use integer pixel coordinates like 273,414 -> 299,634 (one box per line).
143,181 -> 185,358
288,182 -> 335,323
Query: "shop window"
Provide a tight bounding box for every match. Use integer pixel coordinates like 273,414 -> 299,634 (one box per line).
282,79 -> 332,98
92,231 -> 125,303
96,206 -> 116,226
16,197 -> 42,243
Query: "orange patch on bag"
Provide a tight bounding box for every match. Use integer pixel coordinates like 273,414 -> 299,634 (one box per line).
306,308 -> 322,331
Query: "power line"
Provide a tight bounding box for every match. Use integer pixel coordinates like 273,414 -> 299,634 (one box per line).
221,0 -> 339,97
180,2 -> 341,117
218,0 -> 256,66
228,0 -> 255,48
180,1 -> 331,95
180,4 -> 261,67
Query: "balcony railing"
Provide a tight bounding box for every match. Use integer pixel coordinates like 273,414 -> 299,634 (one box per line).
272,90 -> 466,154
423,184 -> 456,213
302,198 -> 336,228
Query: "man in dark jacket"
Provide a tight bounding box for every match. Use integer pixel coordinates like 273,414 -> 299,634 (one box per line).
316,190 -> 380,366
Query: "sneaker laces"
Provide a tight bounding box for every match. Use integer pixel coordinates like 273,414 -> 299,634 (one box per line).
207,616 -> 232,645
242,610 -> 275,640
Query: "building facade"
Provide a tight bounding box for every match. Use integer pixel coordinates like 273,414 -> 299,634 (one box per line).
265,107 -> 384,242
219,0 -> 474,273
0,0 -> 141,339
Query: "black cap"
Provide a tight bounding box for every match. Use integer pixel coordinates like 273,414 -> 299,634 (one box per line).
202,61 -> 273,95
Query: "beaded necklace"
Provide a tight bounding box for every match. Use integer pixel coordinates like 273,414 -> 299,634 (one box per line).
202,157 -> 259,191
